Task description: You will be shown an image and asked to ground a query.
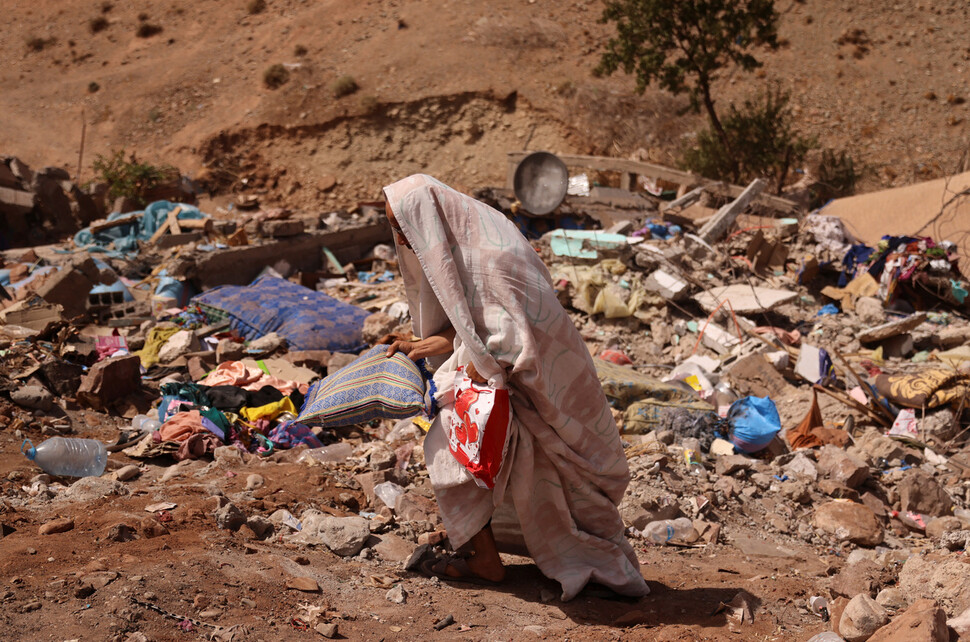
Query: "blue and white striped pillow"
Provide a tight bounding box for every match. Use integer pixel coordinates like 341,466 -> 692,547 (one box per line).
297,346 -> 427,427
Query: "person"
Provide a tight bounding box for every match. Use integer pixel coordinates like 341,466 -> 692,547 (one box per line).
382,174 -> 648,601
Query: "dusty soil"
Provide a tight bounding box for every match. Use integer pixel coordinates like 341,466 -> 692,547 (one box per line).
0,410 -> 836,642
1,0 -> 969,210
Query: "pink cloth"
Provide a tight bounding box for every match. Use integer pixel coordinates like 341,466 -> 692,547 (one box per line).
198,361 -> 304,396
384,175 -> 648,601
159,410 -> 207,443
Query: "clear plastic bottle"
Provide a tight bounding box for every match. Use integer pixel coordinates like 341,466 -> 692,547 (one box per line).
641,517 -> 694,544
22,437 -> 107,477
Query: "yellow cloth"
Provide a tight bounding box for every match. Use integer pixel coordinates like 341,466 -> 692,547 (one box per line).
239,397 -> 296,422
136,326 -> 181,369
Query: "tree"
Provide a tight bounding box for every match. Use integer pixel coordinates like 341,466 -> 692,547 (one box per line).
596,0 -> 779,181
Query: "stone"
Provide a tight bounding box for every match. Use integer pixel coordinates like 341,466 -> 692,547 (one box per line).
39,517 -> 74,535
281,350 -> 331,370
417,530 -> 448,547
297,514 -> 370,556
868,598 -> 949,642
709,438 -> 735,456
921,409 -> 957,441
949,606 -> 970,635
819,479 -> 860,500
715,455 -> 753,476
858,313 -> 927,343
263,219 -> 305,237
246,516 -> 274,539
115,465 -> 141,482
248,332 -> 283,353
817,445 -> 869,489
875,588 -> 908,611
814,501 -> 884,546
898,555 -> 970,616
386,584 -> 407,604
140,517 -> 169,539
355,469 -> 407,505
158,330 -> 199,363
214,503 -> 246,531
104,523 -> 138,542
898,471 -> 954,517
39,359 -> 85,397
853,429 -> 920,465
368,442 -> 397,471
286,577 -> 320,592
939,530 -> 970,551
856,297 -> 886,324
395,492 -> 438,522
362,313 -> 398,344
925,516 -> 962,538
77,354 -> 141,410
315,623 -> 338,638
10,385 -> 54,412
840,593 -> 889,642
63,478 -> 128,502
831,560 -> 887,598
79,571 -> 118,590
373,533 -> 417,563
780,480 -> 812,504
245,474 -> 265,491
214,446 -> 246,467
783,452 -> 818,481
216,339 -> 245,363
644,269 -> 689,301
327,352 -> 357,375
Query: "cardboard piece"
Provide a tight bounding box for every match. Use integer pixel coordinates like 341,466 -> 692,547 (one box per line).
823,170 -> 970,276
745,231 -> 789,274
820,273 -> 879,312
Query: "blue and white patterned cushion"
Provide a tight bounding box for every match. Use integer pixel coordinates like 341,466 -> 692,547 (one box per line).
297,346 -> 427,427
192,275 -> 369,352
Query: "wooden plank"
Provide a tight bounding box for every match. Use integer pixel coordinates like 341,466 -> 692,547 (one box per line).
698,178 -> 767,243
167,207 -> 183,234
506,152 -> 799,213
88,213 -> 142,234
146,206 -> 182,245
178,218 -> 213,234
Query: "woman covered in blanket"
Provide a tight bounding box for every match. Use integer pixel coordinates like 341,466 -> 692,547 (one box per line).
382,174 -> 648,601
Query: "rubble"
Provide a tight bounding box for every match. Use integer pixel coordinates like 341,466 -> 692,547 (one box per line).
1,155 -> 970,640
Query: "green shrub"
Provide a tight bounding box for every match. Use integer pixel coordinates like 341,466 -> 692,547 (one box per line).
263,64 -> 289,89
359,94 -> 379,113
331,75 -> 359,98
88,81 -> 101,93
247,0 -> 267,14
681,83 -> 814,192
26,36 -> 55,52
136,23 -> 163,38
91,150 -> 178,206
810,148 -> 858,208
294,44 -> 308,56
89,16 -> 109,33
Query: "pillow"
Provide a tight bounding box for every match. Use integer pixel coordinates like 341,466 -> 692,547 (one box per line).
297,346 -> 427,427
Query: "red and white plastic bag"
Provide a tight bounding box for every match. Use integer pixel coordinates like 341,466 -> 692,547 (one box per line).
447,366 -> 512,489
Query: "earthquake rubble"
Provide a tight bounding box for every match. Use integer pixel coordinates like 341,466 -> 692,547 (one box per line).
2,149 -> 970,642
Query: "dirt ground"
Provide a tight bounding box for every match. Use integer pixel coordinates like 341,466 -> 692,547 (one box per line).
1,0 -> 969,209
0,412 -> 836,642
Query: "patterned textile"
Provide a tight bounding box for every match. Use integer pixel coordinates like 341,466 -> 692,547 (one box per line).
296,346 -> 427,427
594,359 -> 715,434
384,174 -> 648,601
874,369 -> 970,409
192,275 -> 369,352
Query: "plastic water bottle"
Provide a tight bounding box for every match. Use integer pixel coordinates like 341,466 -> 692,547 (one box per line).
132,414 -> 161,433
641,517 -> 694,544
22,438 -> 107,477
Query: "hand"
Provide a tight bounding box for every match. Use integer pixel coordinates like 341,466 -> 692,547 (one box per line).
385,334 -> 454,361
465,361 -> 487,383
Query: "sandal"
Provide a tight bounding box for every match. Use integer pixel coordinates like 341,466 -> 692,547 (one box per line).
419,553 -> 500,586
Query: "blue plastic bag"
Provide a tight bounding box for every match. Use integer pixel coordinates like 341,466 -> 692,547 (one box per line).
726,396 -> 781,454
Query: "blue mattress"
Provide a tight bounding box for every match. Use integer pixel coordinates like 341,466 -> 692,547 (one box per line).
192,275 -> 369,352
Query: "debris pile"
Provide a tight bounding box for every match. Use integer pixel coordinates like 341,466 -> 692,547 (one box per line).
1,152 -> 969,640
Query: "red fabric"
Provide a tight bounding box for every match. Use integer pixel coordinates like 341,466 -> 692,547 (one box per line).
448,367 -> 512,489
